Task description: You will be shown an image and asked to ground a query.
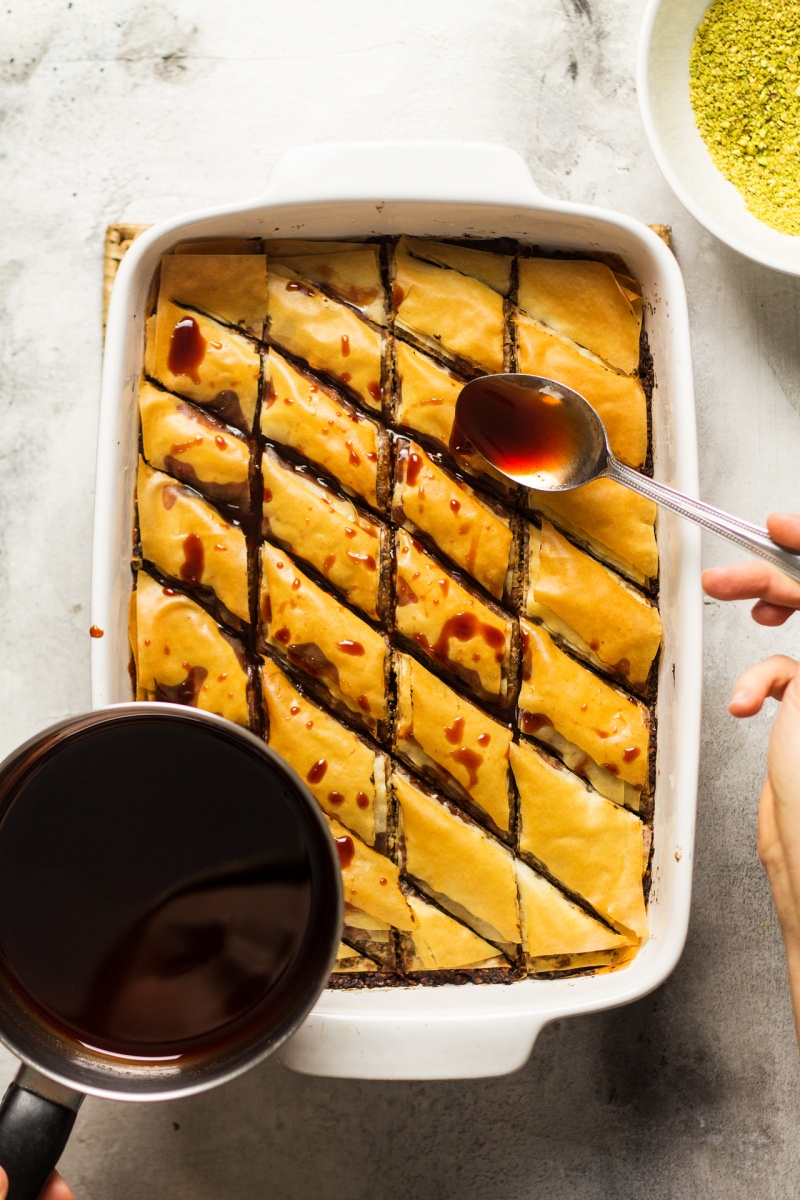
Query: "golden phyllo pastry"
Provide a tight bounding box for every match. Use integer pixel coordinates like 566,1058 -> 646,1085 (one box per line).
261,349 -> 383,509
137,459 -> 249,629
401,238 -> 513,297
525,521 -> 661,689
327,816 -> 416,969
394,654 -> 513,836
518,619 -> 649,808
393,770 -> 520,955
394,530 -> 514,706
399,891 -> 507,973
515,311 -> 646,468
393,439 -> 516,601
131,571 -> 251,727
392,238 -> 505,375
515,861 -> 635,973
259,542 -> 388,732
267,266 -> 384,411
264,240 -> 386,325
394,340 -> 464,448
333,943 -> 380,973
138,382 -> 251,515
511,740 -> 647,940
146,298 -> 261,433
261,657 -> 388,849
261,447 -> 385,620
517,258 -> 642,374
159,254 -> 268,338
528,478 -> 658,586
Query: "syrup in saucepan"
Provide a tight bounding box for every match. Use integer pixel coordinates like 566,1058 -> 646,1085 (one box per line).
454,376 -> 584,488
0,718 -> 317,1063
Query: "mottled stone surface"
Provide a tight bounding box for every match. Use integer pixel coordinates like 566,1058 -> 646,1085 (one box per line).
2,0 -> 800,1196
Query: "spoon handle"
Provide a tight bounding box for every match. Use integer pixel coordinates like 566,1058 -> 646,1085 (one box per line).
605,458 -> 800,584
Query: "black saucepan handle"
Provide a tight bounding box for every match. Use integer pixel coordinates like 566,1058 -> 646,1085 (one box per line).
0,1080 -> 80,1200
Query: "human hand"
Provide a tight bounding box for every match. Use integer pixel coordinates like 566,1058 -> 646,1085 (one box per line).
702,513 -> 800,626
0,1165 -> 75,1200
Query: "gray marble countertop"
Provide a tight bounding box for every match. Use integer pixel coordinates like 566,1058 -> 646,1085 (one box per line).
2,1 -> 800,1196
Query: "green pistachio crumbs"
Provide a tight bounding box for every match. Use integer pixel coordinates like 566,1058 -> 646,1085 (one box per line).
689,0 -> 800,236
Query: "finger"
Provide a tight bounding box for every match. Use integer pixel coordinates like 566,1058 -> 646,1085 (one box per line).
767,512 -> 800,553
0,1165 -> 7,1200
729,655 -> 800,716
702,561 -> 800,610
751,600 -> 796,627
40,1172 -> 75,1200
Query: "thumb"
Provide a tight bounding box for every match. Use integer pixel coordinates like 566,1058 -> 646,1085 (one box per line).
0,1165 -> 8,1200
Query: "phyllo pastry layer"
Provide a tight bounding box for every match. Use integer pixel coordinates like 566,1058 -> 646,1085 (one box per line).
393,438 -> 516,601
259,543 -> 389,733
511,740 -> 648,940
327,816 -> 416,970
517,258 -> 642,375
138,382 -> 251,515
515,310 -> 647,469
394,653 -> 513,836
518,619 -> 650,808
146,298 -> 261,433
515,861 -> 635,974
527,478 -> 658,587
525,521 -> 662,690
261,447 -> 385,621
333,943 -> 380,974
261,349 -> 384,509
159,253 -> 268,338
392,238 -> 505,375
264,240 -> 386,325
401,238 -> 513,297
394,530 -> 514,706
267,266 -> 384,412
399,890 -> 508,973
130,570 -> 251,727
137,459 -> 249,629
261,657 -> 388,850
393,770 -> 521,956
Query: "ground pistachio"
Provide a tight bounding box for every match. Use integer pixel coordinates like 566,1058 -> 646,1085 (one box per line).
689,0 -> 800,236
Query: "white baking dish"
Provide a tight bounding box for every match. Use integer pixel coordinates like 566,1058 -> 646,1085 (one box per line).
92,141 -> 701,1081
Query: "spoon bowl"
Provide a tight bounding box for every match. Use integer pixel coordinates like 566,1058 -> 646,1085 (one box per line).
454,372 -> 800,584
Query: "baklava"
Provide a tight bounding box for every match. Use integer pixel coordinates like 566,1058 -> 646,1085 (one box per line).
129,237 -> 660,985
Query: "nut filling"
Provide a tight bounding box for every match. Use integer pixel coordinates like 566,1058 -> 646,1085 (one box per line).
130,237 -> 660,985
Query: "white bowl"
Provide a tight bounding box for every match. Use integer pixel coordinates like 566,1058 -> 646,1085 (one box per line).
638,0 -> 800,274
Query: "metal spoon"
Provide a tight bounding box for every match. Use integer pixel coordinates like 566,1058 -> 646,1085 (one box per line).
454,373 -> 800,584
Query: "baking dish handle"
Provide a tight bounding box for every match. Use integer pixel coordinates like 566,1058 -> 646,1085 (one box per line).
259,141 -> 545,208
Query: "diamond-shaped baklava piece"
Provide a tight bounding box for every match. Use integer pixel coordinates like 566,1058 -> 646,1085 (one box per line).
524,521 -> 662,690
327,816 -> 416,970
146,298 -> 261,433
261,350 -> 385,510
264,240 -> 386,325
528,478 -> 658,587
515,311 -> 647,468
138,382 -> 251,515
130,570 -> 252,727
137,459 -> 249,629
393,438 -> 517,601
261,447 -> 386,621
261,657 -> 388,850
402,238 -> 512,297
517,258 -> 642,374
159,254 -> 268,338
393,770 -> 521,957
518,619 -> 649,808
398,890 -> 508,973
394,653 -> 513,836
267,266 -> 384,411
515,861 -> 636,974
259,543 -> 389,734
392,238 -> 505,375
394,530 -> 514,707
511,739 -> 647,939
